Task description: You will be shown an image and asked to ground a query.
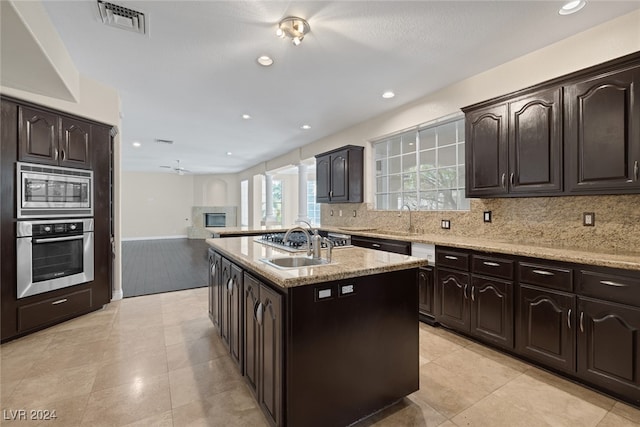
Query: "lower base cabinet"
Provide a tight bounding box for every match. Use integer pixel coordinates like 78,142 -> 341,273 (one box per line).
471,276 -> 513,349
244,273 -> 283,427
418,266 -> 436,320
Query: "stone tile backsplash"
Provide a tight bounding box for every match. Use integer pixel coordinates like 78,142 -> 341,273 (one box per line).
321,195 -> 640,253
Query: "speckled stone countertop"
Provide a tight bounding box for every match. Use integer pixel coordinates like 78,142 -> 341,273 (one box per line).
207,226 -> 290,235
206,237 -> 428,289
322,226 -> 640,271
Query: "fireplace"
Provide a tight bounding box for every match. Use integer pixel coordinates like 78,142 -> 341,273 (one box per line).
205,213 -> 226,227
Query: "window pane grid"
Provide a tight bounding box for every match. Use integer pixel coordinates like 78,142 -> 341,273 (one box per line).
374,116 -> 467,211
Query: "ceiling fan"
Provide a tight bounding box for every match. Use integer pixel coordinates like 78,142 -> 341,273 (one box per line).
160,160 -> 191,175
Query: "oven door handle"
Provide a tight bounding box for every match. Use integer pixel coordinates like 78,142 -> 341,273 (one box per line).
32,235 -> 84,244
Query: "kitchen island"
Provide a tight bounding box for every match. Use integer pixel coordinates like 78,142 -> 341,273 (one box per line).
206,236 -> 428,427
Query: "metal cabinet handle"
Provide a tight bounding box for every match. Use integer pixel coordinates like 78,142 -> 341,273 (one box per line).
253,301 -> 260,322
532,269 -> 554,276
464,284 -> 468,300
211,264 -> 216,276
501,173 -> 506,189
54,148 -> 59,160
600,280 -> 627,288
483,261 -> 500,267
567,308 -> 572,329
510,173 -> 515,186
256,302 -> 264,325
60,149 -> 66,161
579,311 -> 584,333
635,160 -> 639,181
471,286 -> 475,302
445,255 -> 458,260
372,243 -> 381,248
33,235 -> 84,244
227,278 -> 233,293
52,298 -> 67,305
329,190 -> 333,198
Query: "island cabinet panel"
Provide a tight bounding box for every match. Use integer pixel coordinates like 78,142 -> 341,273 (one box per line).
314,145 -> 364,203
517,284 -> 576,373
243,273 -> 283,426
208,250 -> 221,329
418,266 -> 435,319
220,258 -> 231,348
228,263 -> 244,371
286,269 -> 418,427
565,65 -> 640,193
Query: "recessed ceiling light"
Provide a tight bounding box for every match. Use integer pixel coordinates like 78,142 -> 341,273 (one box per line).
257,55 -> 274,67
226,151 -> 232,156
382,91 -> 395,99
301,124 -> 311,130
132,141 -> 141,147
242,114 -> 251,120
559,0 -> 586,15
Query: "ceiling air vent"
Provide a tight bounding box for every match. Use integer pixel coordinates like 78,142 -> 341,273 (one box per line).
97,1 -> 147,35
154,139 -> 174,145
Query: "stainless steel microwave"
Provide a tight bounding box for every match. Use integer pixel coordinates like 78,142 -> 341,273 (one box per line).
16,162 -> 93,218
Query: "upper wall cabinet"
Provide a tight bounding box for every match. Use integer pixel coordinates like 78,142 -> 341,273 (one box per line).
315,145 -> 364,203
463,52 -> 640,198
19,105 -> 91,169
565,65 -> 640,193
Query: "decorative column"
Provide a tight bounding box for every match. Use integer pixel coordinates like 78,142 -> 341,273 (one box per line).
264,173 -> 277,224
297,162 -> 310,223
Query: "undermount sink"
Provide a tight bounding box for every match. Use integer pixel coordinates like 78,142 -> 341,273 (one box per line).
260,256 -> 331,270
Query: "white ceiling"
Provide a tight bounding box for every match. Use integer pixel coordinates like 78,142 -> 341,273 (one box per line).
40,0 -> 640,174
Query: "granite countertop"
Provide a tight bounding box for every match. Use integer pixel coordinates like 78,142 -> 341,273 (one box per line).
206,237 -> 428,288
206,226 -> 290,235
321,226 -> 640,271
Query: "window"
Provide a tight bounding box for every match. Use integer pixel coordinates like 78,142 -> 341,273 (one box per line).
261,177 -> 283,224
374,115 -> 468,211
240,180 -> 248,226
307,181 -> 321,226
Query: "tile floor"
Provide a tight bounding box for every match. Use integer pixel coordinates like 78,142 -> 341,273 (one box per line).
1,287 -> 639,427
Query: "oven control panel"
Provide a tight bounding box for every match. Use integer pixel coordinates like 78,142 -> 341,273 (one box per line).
33,222 -> 84,237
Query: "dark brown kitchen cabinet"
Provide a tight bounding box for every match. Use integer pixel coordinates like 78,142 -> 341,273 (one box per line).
577,297 -> 640,403
315,145 -> 363,203
208,249 -> 221,329
517,284 -> 576,373
18,105 -> 91,169
565,65 -> 640,193
228,262 -> 243,371
244,273 -> 283,427
471,277 -> 514,349
418,266 -> 435,319
437,268 -> 471,332
465,104 -> 509,197
351,235 -> 410,255
220,258 -> 231,347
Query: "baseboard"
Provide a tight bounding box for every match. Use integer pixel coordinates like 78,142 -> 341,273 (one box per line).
111,289 -> 123,301
121,235 -> 188,242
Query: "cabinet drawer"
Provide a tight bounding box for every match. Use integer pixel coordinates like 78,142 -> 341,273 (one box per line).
436,250 -> 469,271
351,236 -> 410,255
17,288 -> 92,332
519,262 -> 573,292
472,255 -> 514,280
577,269 -> 640,307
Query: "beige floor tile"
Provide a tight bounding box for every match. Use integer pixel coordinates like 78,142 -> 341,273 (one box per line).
488,371 -> 609,426
413,362 -> 493,418
356,396 -> 447,427
36,308 -> 116,335
162,307 -> 206,327
451,393 -> 550,427
0,394 -> 89,427
81,373 -> 172,426
422,324 -> 474,348
0,333 -> 53,358
100,335 -> 167,366
171,382 -> 268,427
45,324 -> 109,349
0,379 -> 21,401
611,402 -> 640,424
465,342 -> 532,372
525,368 -> 615,411
121,410 -> 173,427
168,357 -> 243,409
92,351 -> 168,392
598,411 -> 640,427
3,364 -> 98,409
437,422 -> 458,427
163,316 -> 218,347
25,340 -> 106,379
166,335 -> 228,371
418,329 -> 465,363
106,324 -> 167,347
432,346 -> 525,393
1,352 -> 40,384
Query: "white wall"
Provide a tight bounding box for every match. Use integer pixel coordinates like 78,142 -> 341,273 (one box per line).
121,172 -> 194,239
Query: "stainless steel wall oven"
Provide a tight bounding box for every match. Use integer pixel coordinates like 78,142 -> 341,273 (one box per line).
16,162 -> 93,218
16,219 -> 94,299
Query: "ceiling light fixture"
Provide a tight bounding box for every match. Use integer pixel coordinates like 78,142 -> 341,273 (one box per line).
559,0 -> 586,15
301,124 -> 311,130
132,141 -> 141,147
276,16 -> 310,46
242,114 -> 251,120
257,55 -> 273,67
382,91 -> 395,99
226,152 -> 233,156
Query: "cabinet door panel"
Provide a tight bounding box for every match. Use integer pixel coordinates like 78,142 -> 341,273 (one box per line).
259,283 -> 282,427
565,66 -> 640,192
220,259 -> 231,348
229,263 -> 243,370
330,150 -> 349,201
578,298 -> 640,402
315,155 -> 331,203
18,106 -> 59,165
418,267 -> 434,316
466,104 -> 509,197
243,274 -> 260,397
437,268 -> 470,332
60,117 -> 91,169
208,252 -> 221,328
509,88 -> 562,194
471,277 -> 513,349
518,285 -> 575,373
